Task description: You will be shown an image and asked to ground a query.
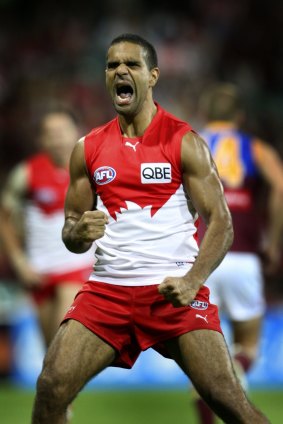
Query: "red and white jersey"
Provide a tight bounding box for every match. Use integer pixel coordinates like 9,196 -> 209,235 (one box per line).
84,104 -> 199,286
25,153 -> 93,274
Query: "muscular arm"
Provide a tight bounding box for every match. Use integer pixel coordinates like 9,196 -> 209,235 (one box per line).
263,188 -> 283,273
253,139 -> 283,269
253,139 -> 283,194
62,138 -> 108,253
0,164 -> 42,286
182,132 -> 233,285
0,164 -> 27,261
159,132 -> 233,306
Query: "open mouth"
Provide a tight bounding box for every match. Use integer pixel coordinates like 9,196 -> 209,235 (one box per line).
115,84 -> 134,106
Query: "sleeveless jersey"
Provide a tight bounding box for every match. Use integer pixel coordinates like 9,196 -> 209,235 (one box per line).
84,104 -> 199,285
25,153 -> 93,273
201,123 -> 262,253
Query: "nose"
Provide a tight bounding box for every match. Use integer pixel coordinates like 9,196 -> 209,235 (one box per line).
116,63 -> 129,75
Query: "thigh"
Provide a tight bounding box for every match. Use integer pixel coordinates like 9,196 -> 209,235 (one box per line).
232,316 -> 262,353
54,283 -> 82,327
36,299 -> 55,346
42,319 -> 116,394
35,283 -> 82,346
223,253 -> 265,320
165,330 -> 240,398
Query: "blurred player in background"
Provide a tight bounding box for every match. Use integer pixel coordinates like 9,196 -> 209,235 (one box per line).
193,83 -> 283,424
0,106 -> 93,347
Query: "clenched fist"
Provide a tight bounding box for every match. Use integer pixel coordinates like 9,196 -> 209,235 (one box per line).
158,276 -> 199,308
74,210 -> 109,242
62,210 -> 109,253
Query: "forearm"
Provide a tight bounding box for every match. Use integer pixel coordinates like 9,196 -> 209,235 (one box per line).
158,214 -> 233,308
267,190 -> 283,248
0,209 -> 29,271
184,214 -> 234,289
62,217 -> 93,254
62,140 -> 107,253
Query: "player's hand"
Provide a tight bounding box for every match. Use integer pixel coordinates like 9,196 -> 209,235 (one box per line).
158,276 -> 199,307
12,256 -> 43,289
73,210 -> 109,242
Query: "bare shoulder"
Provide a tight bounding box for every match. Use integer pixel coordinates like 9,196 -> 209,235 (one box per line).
253,136 -> 279,159
69,137 -> 87,178
181,131 -> 214,176
252,136 -> 283,189
2,162 -> 28,195
71,137 -> 86,161
1,162 -> 28,209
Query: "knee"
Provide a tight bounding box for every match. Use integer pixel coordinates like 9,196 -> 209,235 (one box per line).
233,344 -> 256,372
200,371 -> 241,405
36,365 -> 72,406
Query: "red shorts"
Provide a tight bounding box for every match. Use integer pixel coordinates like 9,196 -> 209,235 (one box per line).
63,280 -> 222,368
31,267 -> 92,305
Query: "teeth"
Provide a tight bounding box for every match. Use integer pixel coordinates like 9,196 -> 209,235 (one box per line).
116,92 -> 132,105
119,93 -> 131,99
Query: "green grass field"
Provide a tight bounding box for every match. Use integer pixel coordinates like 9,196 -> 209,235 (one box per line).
0,383 -> 282,423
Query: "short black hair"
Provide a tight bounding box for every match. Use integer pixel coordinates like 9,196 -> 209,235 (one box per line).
108,33 -> 158,70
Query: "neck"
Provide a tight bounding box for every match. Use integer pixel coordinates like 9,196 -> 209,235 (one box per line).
118,100 -> 157,138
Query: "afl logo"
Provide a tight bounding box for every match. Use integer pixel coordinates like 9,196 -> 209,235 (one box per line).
93,166 -> 116,185
190,300 -> 208,310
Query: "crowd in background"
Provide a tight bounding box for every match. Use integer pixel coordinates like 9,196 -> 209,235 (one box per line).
0,0 -> 282,301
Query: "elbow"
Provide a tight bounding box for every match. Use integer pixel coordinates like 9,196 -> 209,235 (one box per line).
62,236 -> 73,253
61,227 -> 91,254
61,226 -> 77,253
61,228 -> 70,250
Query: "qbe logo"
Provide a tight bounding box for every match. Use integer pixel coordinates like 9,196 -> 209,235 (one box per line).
141,163 -> 172,184
93,166 -> 116,185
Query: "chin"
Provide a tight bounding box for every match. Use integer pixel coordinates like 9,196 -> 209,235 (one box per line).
114,103 -> 134,116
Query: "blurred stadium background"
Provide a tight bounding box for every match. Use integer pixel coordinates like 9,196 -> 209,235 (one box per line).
0,0 -> 283,422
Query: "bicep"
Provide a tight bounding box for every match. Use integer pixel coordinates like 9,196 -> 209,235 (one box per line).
181,132 -> 230,226
64,140 -> 96,220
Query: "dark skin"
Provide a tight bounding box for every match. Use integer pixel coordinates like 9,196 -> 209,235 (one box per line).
63,42 -> 233,306
32,41 -> 269,424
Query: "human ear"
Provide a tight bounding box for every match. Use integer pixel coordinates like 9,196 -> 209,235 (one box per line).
149,67 -> 160,87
